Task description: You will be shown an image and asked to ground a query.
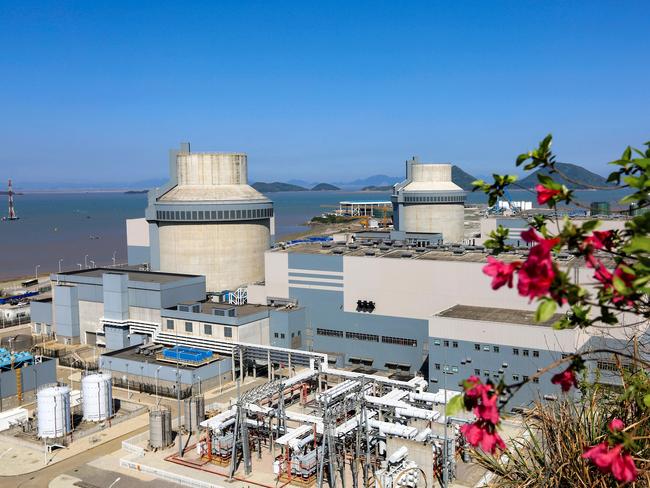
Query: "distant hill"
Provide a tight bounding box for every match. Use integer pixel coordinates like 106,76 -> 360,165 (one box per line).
361,185 -> 393,191
517,163 -> 612,189
252,182 -> 308,192
311,183 -> 340,191
451,165 -> 478,191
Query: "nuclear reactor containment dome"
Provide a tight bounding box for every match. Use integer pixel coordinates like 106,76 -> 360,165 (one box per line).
391,157 -> 466,243
81,373 -> 113,421
145,143 -> 273,292
37,384 -> 72,438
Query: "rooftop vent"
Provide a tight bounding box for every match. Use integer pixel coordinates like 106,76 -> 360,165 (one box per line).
379,245 -> 390,251
332,248 -> 345,254
321,242 -> 332,248
364,250 -> 375,256
401,252 -> 412,258
415,248 -> 426,253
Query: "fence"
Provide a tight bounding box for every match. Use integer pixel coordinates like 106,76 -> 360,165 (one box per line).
0,316 -> 31,328
119,458 -> 225,488
111,376 -> 193,399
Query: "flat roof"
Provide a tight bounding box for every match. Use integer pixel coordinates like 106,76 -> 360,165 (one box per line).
102,344 -> 225,368
437,304 -> 566,327
56,267 -> 201,284
339,201 -> 391,205
199,302 -> 273,317
273,241 -> 613,267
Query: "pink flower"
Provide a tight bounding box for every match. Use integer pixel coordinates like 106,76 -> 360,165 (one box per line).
584,230 -> 613,250
517,228 -> 559,300
460,422 -> 484,446
611,451 -> 638,484
480,429 -> 506,454
536,184 -> 562,205
551,367 -> 579,392
460,422 -> 506,454
609,418 -> 625,432
483,256 -> 521,290
583,443 -> 638,483
474,390 -> 500,424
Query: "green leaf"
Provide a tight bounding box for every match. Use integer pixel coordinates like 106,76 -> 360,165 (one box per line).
445,393 -> 465,416
624,236 -> 650,254
612,275 -> 629,294
535,299 -> 557,323
644,394 -> 650,409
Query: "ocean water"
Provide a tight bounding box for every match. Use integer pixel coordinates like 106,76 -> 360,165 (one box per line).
0,189 -> 630,280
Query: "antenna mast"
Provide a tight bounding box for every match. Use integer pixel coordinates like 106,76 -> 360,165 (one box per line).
7,179 -> 17,220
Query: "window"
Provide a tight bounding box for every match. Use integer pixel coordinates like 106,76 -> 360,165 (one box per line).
224,327 -> 232,338
317,328 -> 344,338
347,331 -> 379,342
452,341 -> 458,348
280,333 -> 285,339
474,369 -> 481,375
274,333 -> 278,338
297,330 -> 301,336
434,339 -> 441,346
523,375 -> 529,382
483,345 -> 490,351
185,321 -> 193,333
382,336 -> 417,347
533,350 -> 539,357
444,340 -> 450,347
474,344 -> 480,351
512,374 -> 520,381
493,346 -> 500,353
291,332 -> 295,338
166,319 -> 174,330
435,363 -> 441,370
533,377 -> 539,384
523,350 -> 529,357
513,348 -> 519,356
204,324 -> 212,335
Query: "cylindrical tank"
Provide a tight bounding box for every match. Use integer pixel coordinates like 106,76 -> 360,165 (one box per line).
184,394 -> 205,432
149,147 -> 273,292
392,159 -> 466,243
149,407 -> 173,449
37,384 -> 72,438
81,373 -> 113,422
591,201 -> 610,216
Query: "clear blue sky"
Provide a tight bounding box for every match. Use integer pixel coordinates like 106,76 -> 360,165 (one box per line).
1,1 -> 648,186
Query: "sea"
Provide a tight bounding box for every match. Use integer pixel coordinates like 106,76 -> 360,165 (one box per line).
0,189 -> 632,281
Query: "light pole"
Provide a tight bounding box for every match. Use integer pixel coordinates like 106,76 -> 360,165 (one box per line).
58,259 -> 63,273
155,366 -> 162,406
90,260 -> 95,268
112,251 -> 117,267
84,255 -> 88,268
35,265 -> 40,282
77,263 -> 82,269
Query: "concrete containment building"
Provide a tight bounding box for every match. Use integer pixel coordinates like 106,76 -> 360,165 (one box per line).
392,157 -> 466,243
144,143 -> 274,292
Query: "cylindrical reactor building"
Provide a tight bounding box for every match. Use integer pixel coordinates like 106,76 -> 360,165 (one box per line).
146,144 -> 273,292
392,158 -> 466,243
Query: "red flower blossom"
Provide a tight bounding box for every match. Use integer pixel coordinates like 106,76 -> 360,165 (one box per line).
584,230 -> 614,250
517,228 -> 559,300
474,390 -> 500,424
609,418 -> 625,432
536,184 -> 561,205
583,442 -> 638,483
551,367 -> 579,392
483,257 -> 521,290
460,422 -> 506,454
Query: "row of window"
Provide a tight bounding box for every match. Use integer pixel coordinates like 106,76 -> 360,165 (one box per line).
166,319 -> 231,338
597,360 -> 632,372
470,368 -> 539,383
434,339 -> 540,358
316,328 -> 418,347
156,207 -> 273,221
404,195 -> 465,203
273,331 -> 301,339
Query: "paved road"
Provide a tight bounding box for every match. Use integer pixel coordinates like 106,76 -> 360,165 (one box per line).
1,426 -> 151,488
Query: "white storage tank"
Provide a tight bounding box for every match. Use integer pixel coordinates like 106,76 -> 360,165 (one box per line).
37,384 -> 72,438
81,373 -> 113,422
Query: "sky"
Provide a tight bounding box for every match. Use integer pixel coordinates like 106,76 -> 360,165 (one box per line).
1,1 -> 648,187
